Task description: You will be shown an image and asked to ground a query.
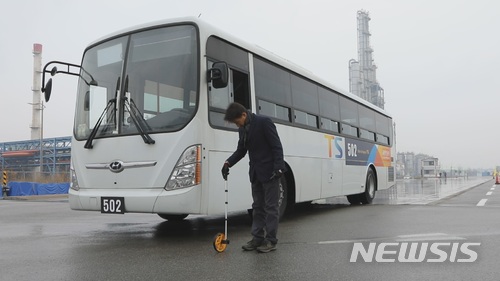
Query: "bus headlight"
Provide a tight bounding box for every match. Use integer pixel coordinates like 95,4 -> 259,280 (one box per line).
70,165 -> 80,191
165,145 -> 201,191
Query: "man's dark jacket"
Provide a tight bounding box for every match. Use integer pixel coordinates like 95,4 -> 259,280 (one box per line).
227,113 -> 285,183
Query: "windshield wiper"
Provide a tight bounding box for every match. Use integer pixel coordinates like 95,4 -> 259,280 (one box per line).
84,77 -> 120,149
124,97 -> 155,144
123,76 -> 155,145
84,98 -> 116,149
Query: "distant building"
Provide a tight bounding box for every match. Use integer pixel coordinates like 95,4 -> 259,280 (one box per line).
396,152 -> 416,178
397,152 -> 440,179
0,137 -> 71,181
421,157 -> 440,178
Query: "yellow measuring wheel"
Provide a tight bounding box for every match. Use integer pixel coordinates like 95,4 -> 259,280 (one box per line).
213,232 -> 228,253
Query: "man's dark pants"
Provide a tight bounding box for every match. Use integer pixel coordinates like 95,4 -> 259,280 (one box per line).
251,178 -> 280,244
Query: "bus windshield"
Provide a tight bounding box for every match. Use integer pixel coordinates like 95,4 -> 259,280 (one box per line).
74,24 -> 198,140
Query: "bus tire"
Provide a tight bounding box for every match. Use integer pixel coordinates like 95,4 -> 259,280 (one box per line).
278,175 -> 288,221
158,213 -> 188,221
347,168 -> 376,205
360,168 -> 376,204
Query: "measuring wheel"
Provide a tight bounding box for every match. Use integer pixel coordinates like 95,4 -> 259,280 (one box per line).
213,179 -> 230,253
213,232 -> 229,253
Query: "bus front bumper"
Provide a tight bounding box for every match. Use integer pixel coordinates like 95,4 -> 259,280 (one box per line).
68,185 -> 202,214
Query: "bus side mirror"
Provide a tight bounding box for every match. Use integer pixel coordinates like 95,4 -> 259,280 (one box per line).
208,62 -> 228,89
43,78 -> 53,102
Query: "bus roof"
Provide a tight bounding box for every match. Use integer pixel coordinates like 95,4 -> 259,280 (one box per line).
87,16 -> 392,118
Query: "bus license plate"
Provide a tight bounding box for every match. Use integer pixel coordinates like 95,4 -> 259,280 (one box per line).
101,197 -> 125,214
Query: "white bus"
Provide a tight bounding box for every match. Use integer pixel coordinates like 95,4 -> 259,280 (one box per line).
42,17 -> 395,220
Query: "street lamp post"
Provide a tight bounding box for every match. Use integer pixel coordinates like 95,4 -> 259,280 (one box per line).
39,101 -> 44,174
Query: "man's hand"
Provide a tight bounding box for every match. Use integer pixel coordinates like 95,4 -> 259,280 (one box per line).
270,169 -> 283,181
221,162 -> 230,180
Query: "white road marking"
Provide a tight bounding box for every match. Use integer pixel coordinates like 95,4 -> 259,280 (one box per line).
477,199 -> 488,206
396,233 -> 465,242
486,192 -> 493,196
317,233 -> 466,244
318,239 -> 367,244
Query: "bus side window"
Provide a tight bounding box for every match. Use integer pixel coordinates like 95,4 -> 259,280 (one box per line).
232,69 -> 250,110
208,64 -> 250,129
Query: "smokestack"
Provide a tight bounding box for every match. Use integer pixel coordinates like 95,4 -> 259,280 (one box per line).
348,11 -> 385,109
31,43 -> 43,140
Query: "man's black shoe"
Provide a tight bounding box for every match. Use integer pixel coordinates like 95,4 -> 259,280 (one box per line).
256,240 -> 277,253
242,239 -> 262,251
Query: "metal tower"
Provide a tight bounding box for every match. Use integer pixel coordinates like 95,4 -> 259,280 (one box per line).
349,10 -> 385,109
31,43 -> 43,140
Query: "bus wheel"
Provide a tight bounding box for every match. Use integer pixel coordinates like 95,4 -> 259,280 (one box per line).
278,176 -> 288,220
347,168 -> 376,205
158,214 -> 188,221
360,168 -> 376,204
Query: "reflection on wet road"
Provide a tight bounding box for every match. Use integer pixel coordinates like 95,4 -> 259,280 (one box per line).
324,176 -> 491,205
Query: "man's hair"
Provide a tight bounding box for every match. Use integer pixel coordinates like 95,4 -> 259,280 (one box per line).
224,102 -> 247,121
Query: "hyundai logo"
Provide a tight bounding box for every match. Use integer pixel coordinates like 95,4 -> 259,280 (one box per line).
109,161 -> 125,173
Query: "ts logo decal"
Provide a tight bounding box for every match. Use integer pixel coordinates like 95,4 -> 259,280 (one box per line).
324,135 -> 343,159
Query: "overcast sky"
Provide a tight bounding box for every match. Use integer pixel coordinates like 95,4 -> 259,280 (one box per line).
1,0 -> 499,170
